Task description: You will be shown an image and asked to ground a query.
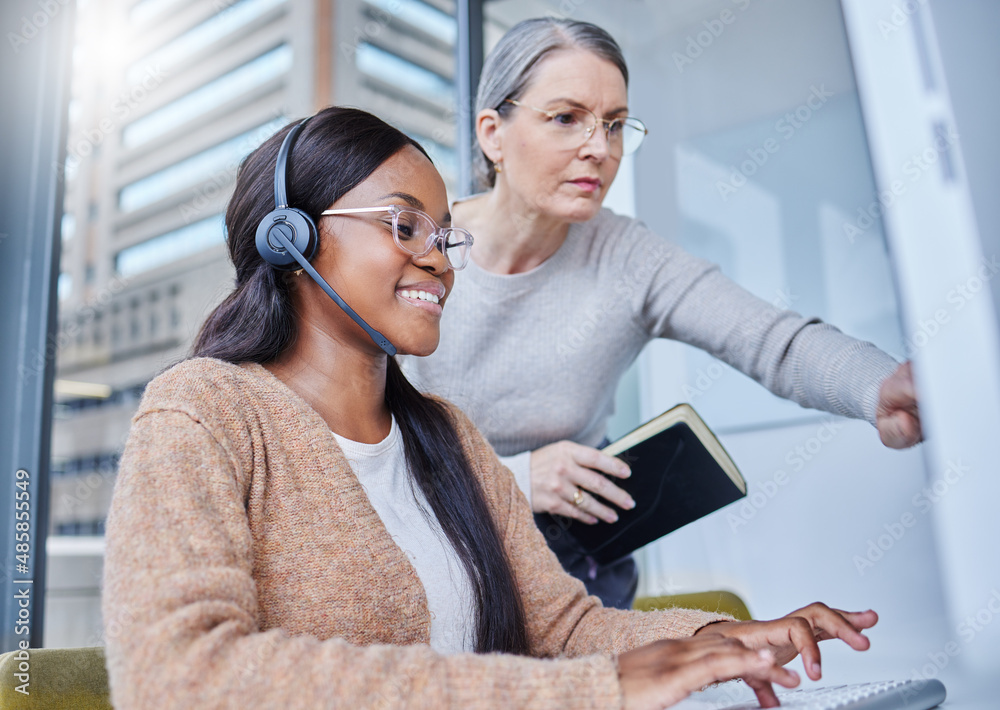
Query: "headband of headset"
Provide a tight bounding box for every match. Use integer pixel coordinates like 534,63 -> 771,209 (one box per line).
253,116 -> 396,356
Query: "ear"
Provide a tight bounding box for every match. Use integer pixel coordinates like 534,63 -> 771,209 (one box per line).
476,108 -> 503,163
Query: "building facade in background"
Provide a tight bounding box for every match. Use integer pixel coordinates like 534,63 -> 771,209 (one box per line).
47,0 -> 468,647
51,0 -> 461,538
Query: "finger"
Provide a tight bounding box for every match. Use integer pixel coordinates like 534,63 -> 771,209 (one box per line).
573,489 -> 621,524
748,679 -> 780,709
894,411 -> 923,444
800,604 -> 874,650
896,361 -> 917,398
549,500 -> 599,525
878,411 -> 923,449
885,362 -> 917,404
836,608 -> 879,632
573,444 -> 632,479
810,608 -> 875,649
745,663 -> 801,708
785,617 -> 823,680
881,411 -> 922,448
671,646 -> 780,694
575,467 -> 635,511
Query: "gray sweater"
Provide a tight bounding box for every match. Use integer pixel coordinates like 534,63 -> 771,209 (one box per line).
405,208 -> 899,498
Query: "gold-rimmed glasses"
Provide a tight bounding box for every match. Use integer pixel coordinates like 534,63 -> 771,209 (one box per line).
320,205 -> 473,271
504,99 -> 648,156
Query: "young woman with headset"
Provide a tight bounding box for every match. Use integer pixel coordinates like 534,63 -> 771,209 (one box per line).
101,106 -> 879,710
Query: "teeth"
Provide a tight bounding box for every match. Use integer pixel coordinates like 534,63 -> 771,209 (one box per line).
401,289 -> 439,304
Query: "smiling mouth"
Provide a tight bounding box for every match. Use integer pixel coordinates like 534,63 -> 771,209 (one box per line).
396,289 -> 445,315
398,289 -> 440,304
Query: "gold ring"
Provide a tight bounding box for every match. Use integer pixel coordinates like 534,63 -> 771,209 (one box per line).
572,489 -> 585,507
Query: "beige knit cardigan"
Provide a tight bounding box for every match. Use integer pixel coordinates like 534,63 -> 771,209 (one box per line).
102,358 -> 731,709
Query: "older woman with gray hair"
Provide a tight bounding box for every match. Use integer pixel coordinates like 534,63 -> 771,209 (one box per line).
405,18 -> 922,610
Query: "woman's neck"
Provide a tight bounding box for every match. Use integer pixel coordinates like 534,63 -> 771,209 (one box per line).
264,321 -> 391,444
456,187 -> 570,275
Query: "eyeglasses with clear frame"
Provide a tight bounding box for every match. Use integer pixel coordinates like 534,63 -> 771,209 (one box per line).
320,205 -> 474,271
504,99 -> 648,156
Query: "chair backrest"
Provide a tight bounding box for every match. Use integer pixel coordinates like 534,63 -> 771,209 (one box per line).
633,590 -> 753,621
0,646 -> 112,709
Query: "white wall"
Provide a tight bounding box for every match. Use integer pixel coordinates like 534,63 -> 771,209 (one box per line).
587,0 -> 955,680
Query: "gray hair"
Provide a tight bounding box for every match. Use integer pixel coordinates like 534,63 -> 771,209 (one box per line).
473,18 -> 629,190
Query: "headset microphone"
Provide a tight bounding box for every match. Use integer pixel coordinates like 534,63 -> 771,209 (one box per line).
255,117 -> 397,356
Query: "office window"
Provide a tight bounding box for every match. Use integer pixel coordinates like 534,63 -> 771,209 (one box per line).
356,43 -> 453,107
118,117 -> 286,212
115,214 -> 225,277
61,213 -> 75,242
122,45 -> 293,149
366,0 -> 457,45
48,0 -> 464,649
57,273 -> 72,301
126,0 -> 288,85
410,132 -> 458,187
130,0 -> 188,25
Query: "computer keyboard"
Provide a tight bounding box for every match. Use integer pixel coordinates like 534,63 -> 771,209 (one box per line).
715,679 -> 946,710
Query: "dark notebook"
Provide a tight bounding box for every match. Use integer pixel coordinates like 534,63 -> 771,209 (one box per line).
548,404 -> 746,565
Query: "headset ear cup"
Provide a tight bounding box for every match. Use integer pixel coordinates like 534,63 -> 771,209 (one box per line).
255,208 -> 319,270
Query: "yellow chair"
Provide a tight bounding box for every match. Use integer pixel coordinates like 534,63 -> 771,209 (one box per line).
634,590 -> 753,621
0,646 -> 111,709
0,599 -> 747,709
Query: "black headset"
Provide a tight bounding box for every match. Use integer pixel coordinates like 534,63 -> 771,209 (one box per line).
254,116 -> 397,356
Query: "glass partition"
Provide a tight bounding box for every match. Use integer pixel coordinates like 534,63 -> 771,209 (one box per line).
48,0 -> 458,648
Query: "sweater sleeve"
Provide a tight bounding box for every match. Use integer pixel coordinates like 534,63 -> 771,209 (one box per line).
447,404 -> 734,660
617,218 -> 899,425
102,407 -> 630,710
498,451 -> 533,505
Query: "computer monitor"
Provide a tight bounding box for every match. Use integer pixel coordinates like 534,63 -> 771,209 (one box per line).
842,0 -> 1000,672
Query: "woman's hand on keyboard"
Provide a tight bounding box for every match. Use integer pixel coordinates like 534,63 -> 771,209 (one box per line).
617,635 -> 799,710
693,603 -> 879,706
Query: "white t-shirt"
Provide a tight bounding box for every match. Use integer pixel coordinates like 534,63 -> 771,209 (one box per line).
332,416 -> 476,654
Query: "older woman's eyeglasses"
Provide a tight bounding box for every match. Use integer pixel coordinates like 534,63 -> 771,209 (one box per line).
504,99 -> 648,156
320,205 -> 474,271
